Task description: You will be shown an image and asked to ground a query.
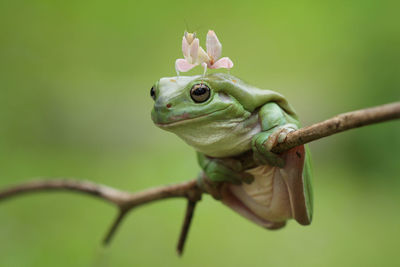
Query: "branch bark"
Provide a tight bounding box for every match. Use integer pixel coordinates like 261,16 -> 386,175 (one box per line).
0,101 -> 399,255
272,102 -> 400,153
0,178 -> 201,254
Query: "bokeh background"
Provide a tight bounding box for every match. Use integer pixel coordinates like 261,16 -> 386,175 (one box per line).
1,0 -> 399,266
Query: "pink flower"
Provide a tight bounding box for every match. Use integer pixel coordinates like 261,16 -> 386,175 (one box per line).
175,30 -> 234,75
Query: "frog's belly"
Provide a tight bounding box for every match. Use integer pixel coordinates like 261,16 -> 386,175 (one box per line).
229,165 -> 292,222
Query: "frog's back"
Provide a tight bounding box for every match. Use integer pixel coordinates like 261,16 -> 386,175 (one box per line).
205,73 -> 298,117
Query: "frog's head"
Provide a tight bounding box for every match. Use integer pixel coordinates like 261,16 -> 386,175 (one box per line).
151,73 -> 249,128
150,73 -> 293,157
150,73 -> 255,156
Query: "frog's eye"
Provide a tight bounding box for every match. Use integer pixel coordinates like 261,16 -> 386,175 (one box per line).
190,84 -> 211,103
150,86 -> 156,100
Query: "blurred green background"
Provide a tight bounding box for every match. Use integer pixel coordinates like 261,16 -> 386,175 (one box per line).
0,0 -> 399,266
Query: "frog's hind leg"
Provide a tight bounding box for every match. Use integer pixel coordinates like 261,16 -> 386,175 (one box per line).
266,221 -> 286,230
217,145 -> 312,229
218,179 -> 288,230
279,145 -> 313,225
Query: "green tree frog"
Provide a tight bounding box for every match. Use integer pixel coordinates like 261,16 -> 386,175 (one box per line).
150,73 -> 313,229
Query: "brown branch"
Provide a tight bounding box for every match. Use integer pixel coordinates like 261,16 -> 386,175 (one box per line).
0,101 -> 399,254
0,178 -> 199,208
0,178 -> 201,253
272,102 -> 400,153
177,200 -> 199,256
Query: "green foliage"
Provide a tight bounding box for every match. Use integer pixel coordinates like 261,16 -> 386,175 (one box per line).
0,0 -> 399,266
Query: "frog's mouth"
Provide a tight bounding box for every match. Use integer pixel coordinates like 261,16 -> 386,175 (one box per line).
155,105 -> 232,127
155,111 -> 213,127
219,183 -> 286,230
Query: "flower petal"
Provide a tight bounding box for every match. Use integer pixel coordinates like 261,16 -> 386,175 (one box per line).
182,36 -> 190,58
196,46 -> 210,65
175,58 -> 198,73
206,30 -> 222,61
189,38 -> 199,63
209,57 -> 234,69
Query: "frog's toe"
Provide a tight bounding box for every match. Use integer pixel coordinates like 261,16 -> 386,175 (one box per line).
252,132 -> 285,167
265,125 -> 297,150
277,127 -> 296,144
241,172 -> 254,184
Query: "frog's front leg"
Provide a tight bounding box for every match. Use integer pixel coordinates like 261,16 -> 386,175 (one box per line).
252,103 -> 298,168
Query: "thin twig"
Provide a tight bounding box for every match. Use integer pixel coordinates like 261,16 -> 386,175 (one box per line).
177,200 -> 198,256
103,209 -> 128,245
176,187 -> 202,255
0,101 -> 399,254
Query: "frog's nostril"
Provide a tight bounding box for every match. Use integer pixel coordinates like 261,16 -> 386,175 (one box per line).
166,103 -> 172,109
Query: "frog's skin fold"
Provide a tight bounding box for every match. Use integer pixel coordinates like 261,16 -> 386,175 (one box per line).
151,73 -> 313,229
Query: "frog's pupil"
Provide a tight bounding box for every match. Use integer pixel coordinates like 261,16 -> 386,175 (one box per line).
194,87 -> 206,95
150,86 -> 155,100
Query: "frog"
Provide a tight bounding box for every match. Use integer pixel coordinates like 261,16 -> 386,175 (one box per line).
150,73 -> 313,229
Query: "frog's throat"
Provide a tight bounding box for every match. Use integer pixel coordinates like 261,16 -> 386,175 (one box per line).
155,105 -> 232,128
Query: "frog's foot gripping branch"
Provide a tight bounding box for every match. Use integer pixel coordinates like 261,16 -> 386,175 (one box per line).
0,102 -> 399,255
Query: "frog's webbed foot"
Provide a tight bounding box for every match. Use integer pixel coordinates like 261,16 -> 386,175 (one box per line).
252,124 -> 297,168
265,124 -> 297,150
206,157 -> 255,184
198,152 -> 255,184
196,154 -> 255,199
197,173 -> 223,200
